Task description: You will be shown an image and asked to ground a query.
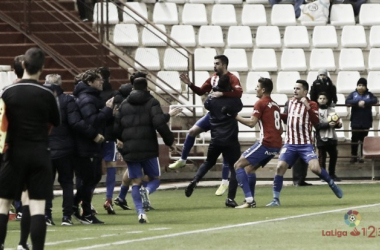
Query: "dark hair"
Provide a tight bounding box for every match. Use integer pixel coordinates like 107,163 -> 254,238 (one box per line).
74,72 -> 84,85
130,71 -> 147,84
97,67 -> 111,80
23,48 -> 45,75
258,77 -> 273,94
215,75 -> 232,92
296,79 -> 309,92
133,77 -> 147,90
214,55 -> 229,67
14,55 -> 24,78
318,92 -> 328,100
82,69 -> 99,85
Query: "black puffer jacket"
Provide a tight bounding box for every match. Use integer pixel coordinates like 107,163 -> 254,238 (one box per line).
310,76 -> 337,106
100,80 -> 117,141
114,90 -> 174,162
73,81 -> 113,157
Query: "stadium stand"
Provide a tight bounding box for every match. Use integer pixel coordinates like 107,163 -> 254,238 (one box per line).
113,24 -> 139,47
281,49 -> 307,71
155,71 -> 182,94
170,25 -> 197,47
122,2 -> 148,24
241,4 -> 267,26
255,26 -> 281,48
182,3 -> 208,25
198,25 -> 225,47
283,26 -> 309,48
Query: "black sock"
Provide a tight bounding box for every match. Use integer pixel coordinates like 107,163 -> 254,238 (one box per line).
19,206 -> 30,247
0,214 -> 8,247
30,215 -> 46,250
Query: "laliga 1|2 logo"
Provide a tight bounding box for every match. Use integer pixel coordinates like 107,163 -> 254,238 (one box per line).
322,210 -> 380,238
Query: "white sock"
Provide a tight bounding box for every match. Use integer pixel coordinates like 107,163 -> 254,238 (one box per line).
221,179 -> 229,185
246,197 -> 254,203
180,159 -> 186,163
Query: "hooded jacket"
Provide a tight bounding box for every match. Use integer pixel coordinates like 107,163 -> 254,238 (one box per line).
315,106 -> 342,147
114,90 -> 174,162
310,76 -> 337,106
345,89 -> 378,129
73,81 -> 113,157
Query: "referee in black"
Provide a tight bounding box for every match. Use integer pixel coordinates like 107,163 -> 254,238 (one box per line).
0,47 -> 60,250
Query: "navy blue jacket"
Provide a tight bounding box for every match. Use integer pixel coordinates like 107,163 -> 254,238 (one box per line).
73,81 -> 113,157
114,90 -> 174,162
204,96 -> 242,145
345,89 -> 378,129
100,80 -> 117,141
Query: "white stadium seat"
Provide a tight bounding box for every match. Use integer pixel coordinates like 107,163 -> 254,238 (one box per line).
368,71 -> 380,94
170,25 -> 196,47
141,24 -> 167,47
7,71 -> 17,85
227,26 -> 253,48
241,4 -> 267,26
359,4 -> 380,26
238,122 -> 257,142
369,49 -> 380,70
330,4 -> 355,26
194,48 -> 217,71
0,72 -> 10,89
178,94 -> 204,117
188,71 -> 210,88
189,0 -> 215,3
341,25 -> 367,48
93,2 -> 119,24
276,71 -> 301,94
335,93 -> 349,118
312,26 -> 338,48
281,49 -> 307,71
255,26 -> 281,48
240,94 -> 259,117
153,2 -> 178,25
164,48 -> 188,71
246,71 -> 270,94
182,3 -> 208,26
271,4 -> 296,26
155,71 -> 182,94
216,0 -> 243,3
283,26 -> 309,48
198,25 -> 225,47
223,49 -> 249,71
141,0 -> 155,3
271,93 -> 289,113
339,49 -> 365,71
336,71 -> 361,94
211,4 -> 237,26
123,2 -> 148,24
309,49 -> 336,71
113,24 -> 139,47
251,49 -> 278,71
369,26 -> 380,47
246,0 -> 268,3
134,48 -> 160,71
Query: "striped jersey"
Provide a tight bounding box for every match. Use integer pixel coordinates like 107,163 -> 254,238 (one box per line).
285,97 -> 319,145
252,96 -> 282,149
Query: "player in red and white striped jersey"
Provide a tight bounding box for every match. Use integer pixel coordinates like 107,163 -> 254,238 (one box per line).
267,80 -> 343,207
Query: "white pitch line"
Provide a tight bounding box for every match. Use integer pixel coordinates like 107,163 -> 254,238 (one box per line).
71,203 -> 380,250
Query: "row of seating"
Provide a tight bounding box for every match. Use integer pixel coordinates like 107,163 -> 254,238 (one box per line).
95,2 -> 380,26
113,24 -> 380,48
134,47 -> 380,72
0,71 -> 17,89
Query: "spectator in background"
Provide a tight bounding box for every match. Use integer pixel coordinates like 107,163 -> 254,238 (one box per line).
13,55 -> 24,83
345,78 -> 378,163
310,69 -> 337,107
342,0 -> 367,16
269,0 -> 305,18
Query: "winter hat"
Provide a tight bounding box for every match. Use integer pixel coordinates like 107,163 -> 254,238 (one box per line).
318,68 -> 327,75
357,77 -> 367,87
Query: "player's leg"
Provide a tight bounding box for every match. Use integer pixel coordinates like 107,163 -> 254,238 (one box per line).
18,191 -> 30,249
45,160 -> 57,226
358,131 -> 369,163
128,162 -> 148,223
350,131 -> 359,163
0,198 -> 12,249
327,144 -> 340,181
114,169 -> 132,210
223,143 -> 241,208
169,114 -> 210,169
141,158 -> 161,211
103,141 -> 117,215
56,156 -> 75,225
215,158 -> 229,196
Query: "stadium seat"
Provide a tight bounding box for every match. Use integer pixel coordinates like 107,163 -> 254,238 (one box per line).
230,71 -> 240,80
93,2 -> 119,24
246,0 -> 268,3
281,49 -> 307,71
188,71 -> 210,88
227,26 -> 252,48
178,94 -> 204,117
141,24 -> 167,47
122,2 -> 148,24
336,71 -> 361,94
335,125 -> 346,141
283,26 -> 309,48
240,94 -> 259,117
166,0 -> 186,3
164,48 -> 189,71
134,48 -> 161,71
309,49 -> 336,71
155,71 -> 182,94
182,3 -> 208,26
238,122 -> 257,142
271,4 -> 296,26
246,71 -> 270,93
223,49 -> 249,71
271,93 -> 289,113
141,0 -> 155,3
241,4 -> 267,26
312,26 -> 338,48
367,71 -> 380,93
198,25 -> 225,47
330,4 -> 355,26
276,71 -> 301,94
341,26 -> 367,48
369,49 -> 380,70
170,25 -> 196,47
251,49 -> 278,71
335,93 -> 349,118
363,136 -> 380,179
7,71 -> 17,85
339,49 -> 365,71
369,26 -> 380,47
194,48 -> 217,71
0,72 -> 10,89
359,4 -> 380,26
255,26 -> 281,48
216,0 -> 243,3
153,2 -> 178,25
211,4 -> 237,26
113,24 -> 139,47
0,65 -> 11,71
189,0 -> 214,3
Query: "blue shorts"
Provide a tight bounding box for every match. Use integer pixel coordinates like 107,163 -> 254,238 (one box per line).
195,113 -> 211,131
126,157 -> 161,179
242,142 -> 280,167
278,144 -> 318,167
102,141 -> 117,162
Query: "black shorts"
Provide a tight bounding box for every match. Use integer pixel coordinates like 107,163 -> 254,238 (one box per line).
0,143 -> 53,200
